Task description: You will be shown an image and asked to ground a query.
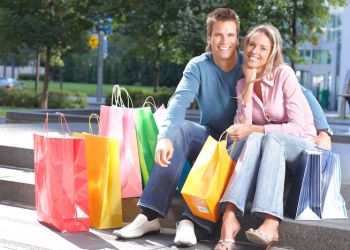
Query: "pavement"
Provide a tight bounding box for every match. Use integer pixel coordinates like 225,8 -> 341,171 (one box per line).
0,203 -> 285,250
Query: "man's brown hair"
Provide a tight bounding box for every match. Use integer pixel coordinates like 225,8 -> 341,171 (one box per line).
206,8 -> 240,51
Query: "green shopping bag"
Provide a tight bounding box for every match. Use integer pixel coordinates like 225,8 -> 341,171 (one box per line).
134,104 -> 159,187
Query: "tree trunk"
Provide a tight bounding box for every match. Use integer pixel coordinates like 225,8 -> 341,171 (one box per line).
41,46 -> 51,109
154,47 -> 161,93
3,65 -> 7,78
35,49 -> 41,93
154,64 -> 160,93
290,0 -> 297,70
11,59 -> 15,78
59,67 -> 63,90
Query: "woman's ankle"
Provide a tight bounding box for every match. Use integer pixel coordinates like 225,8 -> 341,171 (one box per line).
220,204 -> 241,239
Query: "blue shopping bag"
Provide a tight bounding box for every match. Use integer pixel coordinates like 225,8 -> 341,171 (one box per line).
285,149 -> 347,220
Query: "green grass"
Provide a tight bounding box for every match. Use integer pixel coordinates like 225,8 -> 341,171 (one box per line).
21,80 -> 155,96
0,106 -> 33,117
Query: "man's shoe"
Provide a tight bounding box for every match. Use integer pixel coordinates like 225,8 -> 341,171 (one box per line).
113,214 -> 160,239
174,219 -> 197,247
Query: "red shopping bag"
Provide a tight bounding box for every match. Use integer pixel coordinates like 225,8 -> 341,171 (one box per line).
100,85 -> 142,198
33,114 -> 89,232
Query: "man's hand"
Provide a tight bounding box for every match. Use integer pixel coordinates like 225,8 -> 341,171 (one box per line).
226,124 -> 252,141
155,138 -> 174,167
315,131 -> 332,150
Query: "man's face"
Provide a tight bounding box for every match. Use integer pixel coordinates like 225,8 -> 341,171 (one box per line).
207,21 -> 238,63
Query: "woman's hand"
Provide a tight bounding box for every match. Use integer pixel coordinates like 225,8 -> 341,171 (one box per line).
227,124 -> 265,141
243,64 -> 257,85
227,124 -> 252,141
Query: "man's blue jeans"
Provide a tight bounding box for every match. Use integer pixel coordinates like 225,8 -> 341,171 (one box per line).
137,120 -> 245,233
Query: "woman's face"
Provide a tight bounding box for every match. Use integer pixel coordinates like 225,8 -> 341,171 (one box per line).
244,31 -> 272,74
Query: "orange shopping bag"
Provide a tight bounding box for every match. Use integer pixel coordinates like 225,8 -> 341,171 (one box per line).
73,114 -> 122,229
181,135 -> 235,222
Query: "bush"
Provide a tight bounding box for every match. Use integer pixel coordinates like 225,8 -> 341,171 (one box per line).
47,90 -> 87,109
0,89 -> 40,107
18,74 -> 45,81
105,87 -> 198,109
0,89 -> 87,109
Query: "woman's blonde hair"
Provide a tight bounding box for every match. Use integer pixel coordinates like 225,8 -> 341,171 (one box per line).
243,24 -> 284,76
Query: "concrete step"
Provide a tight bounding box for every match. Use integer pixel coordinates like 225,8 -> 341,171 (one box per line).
0,146 -> 33,170
1,165 -> 349,249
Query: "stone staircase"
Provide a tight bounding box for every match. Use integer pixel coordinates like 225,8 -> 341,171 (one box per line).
1,112 -> 350,249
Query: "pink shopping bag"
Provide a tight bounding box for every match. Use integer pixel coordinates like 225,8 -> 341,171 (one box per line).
99,85 -> 142,198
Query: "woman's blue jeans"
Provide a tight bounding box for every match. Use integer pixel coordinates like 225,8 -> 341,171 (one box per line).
219,132 -> 316,220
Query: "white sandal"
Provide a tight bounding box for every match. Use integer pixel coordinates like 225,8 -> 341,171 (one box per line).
214,239 -> 236,250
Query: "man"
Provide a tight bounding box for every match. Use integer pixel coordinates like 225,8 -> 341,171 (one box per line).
113,8 -> 332,247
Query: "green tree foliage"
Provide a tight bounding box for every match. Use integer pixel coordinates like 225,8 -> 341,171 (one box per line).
227,0 -> 347,68
0,0 -> 93,108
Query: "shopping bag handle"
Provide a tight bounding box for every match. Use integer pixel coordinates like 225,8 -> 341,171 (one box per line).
58,112 -> 71,135
88,113 -> 101,135
42,112 -> 71,136
220,130 -> 236,155
142,96 -> 157,109
111,84 -> 134,108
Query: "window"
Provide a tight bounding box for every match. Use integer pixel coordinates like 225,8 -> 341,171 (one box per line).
312,50 -> 331,64
298,49 -> 311,64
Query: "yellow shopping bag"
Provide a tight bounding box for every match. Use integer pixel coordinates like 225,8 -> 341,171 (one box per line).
181,135 -> 235,222
73,114 -> 122,229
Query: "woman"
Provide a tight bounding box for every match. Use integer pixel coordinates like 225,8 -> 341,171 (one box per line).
214,24 -> 317,249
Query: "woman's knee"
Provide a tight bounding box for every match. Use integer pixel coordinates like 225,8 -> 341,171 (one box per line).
262,132 -> 283,149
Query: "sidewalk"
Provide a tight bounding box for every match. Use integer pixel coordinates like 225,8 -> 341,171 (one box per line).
0,203 -> 279,250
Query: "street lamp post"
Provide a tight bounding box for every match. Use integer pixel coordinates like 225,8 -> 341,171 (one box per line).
97,30 -> 104,103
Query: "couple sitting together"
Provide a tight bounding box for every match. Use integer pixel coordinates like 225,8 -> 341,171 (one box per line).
113,7 -> 332,249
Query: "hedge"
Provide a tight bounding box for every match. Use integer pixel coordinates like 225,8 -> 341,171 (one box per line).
0,89 -> 87,109
105,87 -> 198,109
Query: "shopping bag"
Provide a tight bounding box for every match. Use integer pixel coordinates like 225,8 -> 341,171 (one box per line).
134,97 -> 159,187
33,114 -> 89,232
320,150 -> 347,219
181,135 -> 235,222
100,85 -> 142,198
285,150 -> 322,220
153,104 -> 167,128
177,160 -> 192,192
73,114 -> 122,229
285,149 -> 347,220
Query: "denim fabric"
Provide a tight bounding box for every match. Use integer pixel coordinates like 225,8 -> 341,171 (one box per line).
220,132 -> 316,221
138,120 -> 221,233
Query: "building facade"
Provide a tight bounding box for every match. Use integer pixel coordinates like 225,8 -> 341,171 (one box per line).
295,3 -> 350,113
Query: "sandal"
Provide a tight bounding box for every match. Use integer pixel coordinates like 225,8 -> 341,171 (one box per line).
214,239 -> 236,250
245,228 -> 279,246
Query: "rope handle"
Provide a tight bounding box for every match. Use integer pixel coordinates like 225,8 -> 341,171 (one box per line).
142,96 -> 157,108
58,112 -> 71,135
111,84 -> 134,108
220,130 -> 236,154
43,112 -> 71,136
88,113 -> 101,135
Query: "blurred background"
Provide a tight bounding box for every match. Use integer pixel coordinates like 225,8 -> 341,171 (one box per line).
0,0 -> 349,115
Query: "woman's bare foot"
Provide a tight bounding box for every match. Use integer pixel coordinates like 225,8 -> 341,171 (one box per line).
215,204 -> 241,250
220,203 -> 241,240
245,215 -> 279,246
257,214 -> 279,241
